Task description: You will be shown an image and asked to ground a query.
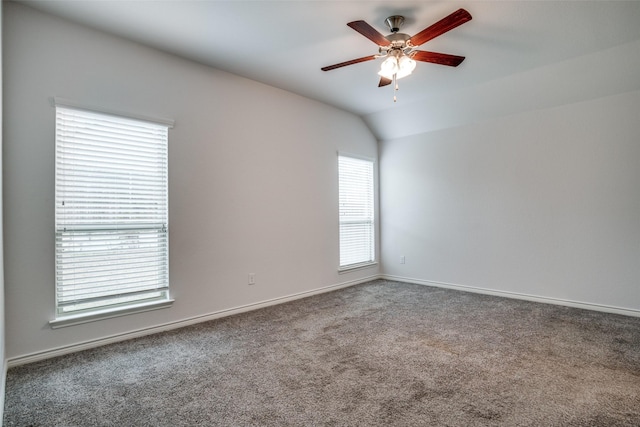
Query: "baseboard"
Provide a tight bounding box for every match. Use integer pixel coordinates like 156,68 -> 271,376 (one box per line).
16,273 -> 634,368
7,274 -> 382,368
382,274 -> 640,318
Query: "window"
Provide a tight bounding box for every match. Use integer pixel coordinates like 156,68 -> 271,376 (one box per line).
338,154 -> 375,270
54,103 -> 171,322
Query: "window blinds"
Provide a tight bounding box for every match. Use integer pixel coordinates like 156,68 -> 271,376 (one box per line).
338,155 -> 375,268
55,106 -> 169,317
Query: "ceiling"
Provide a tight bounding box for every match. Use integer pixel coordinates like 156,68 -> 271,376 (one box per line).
14,1 -> 640,140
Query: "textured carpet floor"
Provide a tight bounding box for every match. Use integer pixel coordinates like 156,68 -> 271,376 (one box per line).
4,280 -> 640,426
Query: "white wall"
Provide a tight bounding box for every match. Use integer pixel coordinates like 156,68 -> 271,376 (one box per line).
3,3 -> 379,361
380,90 -> 640,313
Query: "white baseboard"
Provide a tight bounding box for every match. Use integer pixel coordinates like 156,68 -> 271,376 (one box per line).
381,274 -> 640,318
14,274 -> 634,368
7,274 -> 382,368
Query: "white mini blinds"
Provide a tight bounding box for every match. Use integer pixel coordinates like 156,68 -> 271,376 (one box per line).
55,105 -> 170,319
338,155 -> 375,269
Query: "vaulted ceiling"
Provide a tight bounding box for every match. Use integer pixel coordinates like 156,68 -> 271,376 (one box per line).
14,1 -> 640,140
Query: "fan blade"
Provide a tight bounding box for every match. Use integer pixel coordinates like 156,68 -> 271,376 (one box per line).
321,55 -> 376,71
347,21 -> 390,46
409,8 -> 472,47
378,77 -> 392,87
411,51 -> 465,67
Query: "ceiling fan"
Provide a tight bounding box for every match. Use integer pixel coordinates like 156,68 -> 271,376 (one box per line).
321,8 -> 472,98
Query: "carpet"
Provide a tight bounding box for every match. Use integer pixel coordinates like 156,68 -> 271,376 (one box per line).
4,280 -> 640,426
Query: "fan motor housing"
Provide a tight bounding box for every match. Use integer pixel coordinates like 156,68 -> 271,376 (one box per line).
386,33 -> 410,43
381,32 -> 412,54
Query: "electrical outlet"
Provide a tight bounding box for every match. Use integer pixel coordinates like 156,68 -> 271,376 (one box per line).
400,256 -> 405,264
248,273 -> 256,285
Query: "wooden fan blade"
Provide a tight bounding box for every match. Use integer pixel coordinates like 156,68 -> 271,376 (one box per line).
347,21 -> 390,46
409,8 -> 472,47
412,51 -> 466,67
378,77 -> 392,87
321,55 -> 376,71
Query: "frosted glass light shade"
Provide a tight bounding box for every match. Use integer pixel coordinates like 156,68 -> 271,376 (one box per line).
396,55 -> 416,79
378,56 -> 398,79
378,54 -> 416,80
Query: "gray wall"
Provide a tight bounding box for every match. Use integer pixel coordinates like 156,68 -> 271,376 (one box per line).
1,0 -> 6,417
5,0 -> 640,368
3,3 -> 379,361
380,90 -> 640,313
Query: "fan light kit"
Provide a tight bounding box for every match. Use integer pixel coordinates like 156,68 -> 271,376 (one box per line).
322,9 -> 472,102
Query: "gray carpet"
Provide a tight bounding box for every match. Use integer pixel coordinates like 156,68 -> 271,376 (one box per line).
4,280 -> 640,426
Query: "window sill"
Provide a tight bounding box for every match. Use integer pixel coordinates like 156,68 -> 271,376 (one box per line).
49,299 -> 174,329
338,261 -> 378,274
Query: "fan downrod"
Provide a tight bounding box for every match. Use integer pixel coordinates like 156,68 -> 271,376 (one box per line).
384,15 -> 405,33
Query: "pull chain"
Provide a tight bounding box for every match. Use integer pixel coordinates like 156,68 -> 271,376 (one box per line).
393,73 -> 398,102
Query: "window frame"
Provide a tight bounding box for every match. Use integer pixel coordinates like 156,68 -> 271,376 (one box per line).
337,152 -> 377,272
51,99 -> 174,328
